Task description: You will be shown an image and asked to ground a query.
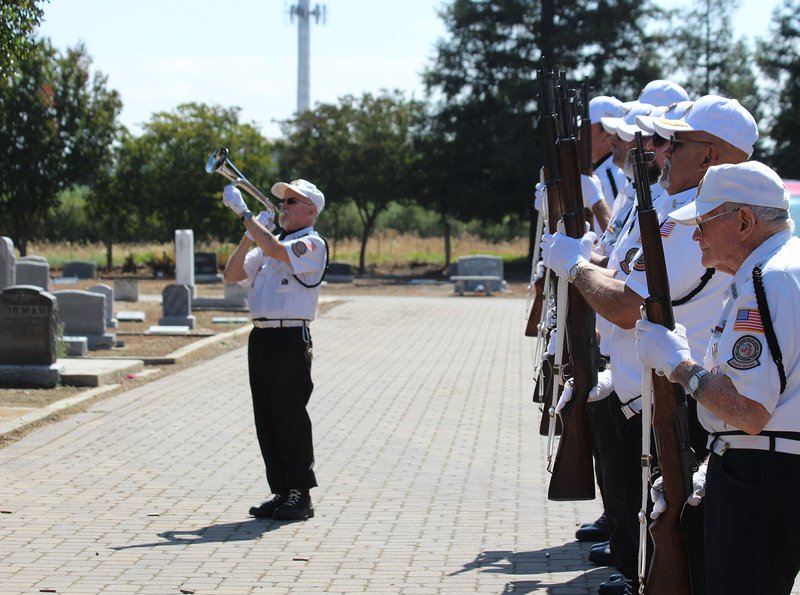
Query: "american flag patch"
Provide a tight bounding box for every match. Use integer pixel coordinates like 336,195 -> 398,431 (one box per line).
660,221 -> 676,237
733,308 -> 764,333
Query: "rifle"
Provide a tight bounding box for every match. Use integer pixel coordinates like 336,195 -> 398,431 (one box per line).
630,132 -> 704,595
531,59 -> 564,438
579,79 -> 595,229
546,70 -> 597,502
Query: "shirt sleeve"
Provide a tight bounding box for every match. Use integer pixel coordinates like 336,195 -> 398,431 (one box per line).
240,247 -> 264,286
285,235 -> 327,275
624,220 -> 705,301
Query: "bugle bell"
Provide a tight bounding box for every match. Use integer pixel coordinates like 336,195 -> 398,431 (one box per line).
205,147 -> 278,214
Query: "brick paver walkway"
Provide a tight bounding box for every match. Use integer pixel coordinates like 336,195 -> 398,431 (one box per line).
3,295 -> 789,594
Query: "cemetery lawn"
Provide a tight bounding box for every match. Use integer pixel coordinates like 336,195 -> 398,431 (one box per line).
0,273 -> 531,447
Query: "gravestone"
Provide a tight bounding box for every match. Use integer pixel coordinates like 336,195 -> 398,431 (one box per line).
159,283 -> 196,328
15,260 -> 50,290
0,285 -> 62,387
326,261 -> 354,283
117,310 -> 146,323
455,255 -> 506,293
114,277 -> 139,302
88,283 -> 118,328
223,282 -> 248,306
0,237 -> 15,291
63,260 -> 97,279
54,289 -> 115,349
175,229 -> 196,297
20,255 -> 47,263
194,251 -> 222,283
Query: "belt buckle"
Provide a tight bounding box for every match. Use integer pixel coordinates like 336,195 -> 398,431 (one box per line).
711,437 -> 730,456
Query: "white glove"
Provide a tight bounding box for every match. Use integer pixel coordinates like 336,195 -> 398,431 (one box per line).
245,210 -> 276,240
555,369 -> 613,414
634,319 -> 692,379
581,174 -> 604,208
649,462 -> 707,520
687,463 -> 707,506
223,184 -> 247,216
534,182 -> 546,212
650,476 -> 667,520
546,329 -> 557,357
555,378 -> 574,414
540,231 -> 596,279
532,260 -> 545,283
588,369 -> 614,401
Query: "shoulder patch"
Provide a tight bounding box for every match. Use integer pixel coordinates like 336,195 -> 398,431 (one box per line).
727,335 -> 762,370
291,241 -> 308,257
620,247 -> 645,275
660,220 -> 676,237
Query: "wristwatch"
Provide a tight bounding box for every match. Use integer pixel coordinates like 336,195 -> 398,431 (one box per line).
687,368 -> 710,397
568,261 -> 587,283
240,209 -> 253,223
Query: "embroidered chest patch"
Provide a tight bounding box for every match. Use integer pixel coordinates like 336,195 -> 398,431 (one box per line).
733,308 -> 764,333
728,335 -> 762,370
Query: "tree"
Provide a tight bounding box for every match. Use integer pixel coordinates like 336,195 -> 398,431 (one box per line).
277,91 -> 426,274
0,0 -> 46,77
422,0 -> 664,259
0,39 -> 122,255
99,103 -> 276,246
667,0 -> 760,117
757,0 -> 800,177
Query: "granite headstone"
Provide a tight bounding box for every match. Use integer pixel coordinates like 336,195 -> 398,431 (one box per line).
114,277 -> 139,302
88,283 -> 117,328
62,260 -> 97,279
159,283 -> 196,328
54,289 -> 115,349
15,260 -> 50,290
0,237 -> 15,291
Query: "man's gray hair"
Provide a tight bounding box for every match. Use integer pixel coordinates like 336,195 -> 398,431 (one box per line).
729,202 -> 795,234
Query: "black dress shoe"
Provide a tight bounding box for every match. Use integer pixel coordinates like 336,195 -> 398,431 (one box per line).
598,575 -> 631,595
248,493 -> 287,518
588,540 -> 613,566
273,488 -> 314,521
576,512 -> 609,541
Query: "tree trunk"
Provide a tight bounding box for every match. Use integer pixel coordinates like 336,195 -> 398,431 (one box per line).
105,221 -> 114,272
443,217 -> 452,269
358,222 -> 371,275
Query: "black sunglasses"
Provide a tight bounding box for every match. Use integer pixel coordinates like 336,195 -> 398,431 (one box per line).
278,197 -> 308,206
651,133 -> 668,148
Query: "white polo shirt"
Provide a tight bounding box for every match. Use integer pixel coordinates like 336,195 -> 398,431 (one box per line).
612,187 -> 729,407
701,230 -> 800,434
241,226 -> 327,320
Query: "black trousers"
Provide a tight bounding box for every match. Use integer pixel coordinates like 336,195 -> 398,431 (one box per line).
705,449 -> 800,595
248,326 -> 317,494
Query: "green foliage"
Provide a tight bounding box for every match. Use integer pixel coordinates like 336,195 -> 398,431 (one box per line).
277,91 -> 427,273
40,185 -> 102,241
0,39 -> 122,255
0,0 -> 46,77
757,0 -> 800,177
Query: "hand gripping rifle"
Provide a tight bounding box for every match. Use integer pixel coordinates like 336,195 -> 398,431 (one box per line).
630,132 -> 704,595
546,71 -> 597,502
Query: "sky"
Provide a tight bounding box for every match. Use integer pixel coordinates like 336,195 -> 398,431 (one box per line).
37,0 -> 782,140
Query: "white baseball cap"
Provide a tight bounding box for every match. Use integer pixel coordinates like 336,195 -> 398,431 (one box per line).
636,101 -> 693,134
617,104 -> 666,142
602,102 -> 655,138
271,179 -> 325,214
638,80 -> 690,107
652,94 -> 759,157
669,161 -> 789,225
589,96 -> 626,123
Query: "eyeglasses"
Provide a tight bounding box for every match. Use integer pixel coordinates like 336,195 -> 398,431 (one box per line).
696,208 -> 741,236
278,197 -> 310,207
669,136 -> 714,150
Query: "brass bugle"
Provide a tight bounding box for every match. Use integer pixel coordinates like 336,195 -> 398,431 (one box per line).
205,147 -> 278,214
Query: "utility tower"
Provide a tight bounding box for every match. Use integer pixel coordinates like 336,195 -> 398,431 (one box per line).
289,0 -> 327,114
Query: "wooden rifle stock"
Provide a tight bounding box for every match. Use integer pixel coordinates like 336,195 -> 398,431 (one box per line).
631,133 -> 702,595
547,72 -> 597,502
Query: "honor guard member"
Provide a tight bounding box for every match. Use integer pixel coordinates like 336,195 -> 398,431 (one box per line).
222,178 -> 328,521
542,94 -> 756,594
589,95 -> 628,211
636,161 -> 800,595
